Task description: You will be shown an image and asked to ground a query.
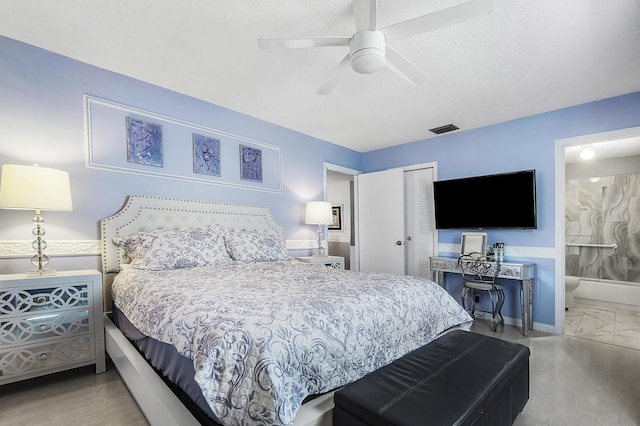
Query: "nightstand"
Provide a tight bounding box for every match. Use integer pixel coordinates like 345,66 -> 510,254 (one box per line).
296,256 -> 345,270
0,270 -> 105,385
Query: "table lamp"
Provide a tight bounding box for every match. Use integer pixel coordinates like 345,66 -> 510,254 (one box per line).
305,201 -> 333,257
0,164 -> 73,275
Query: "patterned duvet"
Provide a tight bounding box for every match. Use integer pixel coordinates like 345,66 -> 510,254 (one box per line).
112,259 -> 472,426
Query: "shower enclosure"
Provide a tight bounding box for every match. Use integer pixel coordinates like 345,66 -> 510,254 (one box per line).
565,172 -> 640,307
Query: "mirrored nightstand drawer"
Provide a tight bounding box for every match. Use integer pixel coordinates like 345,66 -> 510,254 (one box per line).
0,283 -> 90,315
0,335 -> 95,381
0,309 -> 93,345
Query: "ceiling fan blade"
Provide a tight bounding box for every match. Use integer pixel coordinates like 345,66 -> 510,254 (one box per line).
258,37 -> 350,49
385,46 -> 428,86
316,54 -> 352,95
353,0 -> 377,32
381,0 -> 493,44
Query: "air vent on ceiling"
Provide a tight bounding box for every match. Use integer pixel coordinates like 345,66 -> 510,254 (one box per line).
429,124 -> 459,135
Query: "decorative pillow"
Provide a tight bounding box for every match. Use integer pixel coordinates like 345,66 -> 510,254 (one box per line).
113,225 -> 232,270
224,228 -> 291,263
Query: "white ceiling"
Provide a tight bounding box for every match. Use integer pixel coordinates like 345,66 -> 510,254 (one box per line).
1,0 -> 640,153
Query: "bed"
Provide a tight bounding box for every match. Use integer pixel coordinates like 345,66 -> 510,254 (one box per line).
101,195 -> 473,426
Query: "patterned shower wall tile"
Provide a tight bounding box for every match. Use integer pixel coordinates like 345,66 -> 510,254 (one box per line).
565,183 -> 581,221
603,253 -> 629,281
566,254 -> 580,277
578,207 -> 602,245
565,172 -> 640,285
603,175 -> 630,220
564,221 -> 587,246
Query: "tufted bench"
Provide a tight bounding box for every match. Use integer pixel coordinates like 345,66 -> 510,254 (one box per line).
333,330 -> 530,426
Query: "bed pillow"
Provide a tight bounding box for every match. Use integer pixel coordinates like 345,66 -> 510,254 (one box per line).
113,224 -> 232,270
224,228 -> 291,262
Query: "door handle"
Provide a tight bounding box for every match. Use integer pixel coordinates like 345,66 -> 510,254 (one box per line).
396,240 -> 403,245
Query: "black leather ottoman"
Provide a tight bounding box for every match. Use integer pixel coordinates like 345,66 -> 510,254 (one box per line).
333,330 -> 530,426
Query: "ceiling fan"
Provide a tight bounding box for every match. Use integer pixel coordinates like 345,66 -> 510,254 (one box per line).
258,0 -> 493,95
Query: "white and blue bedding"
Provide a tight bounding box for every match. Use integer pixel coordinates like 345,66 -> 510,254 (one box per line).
112,259 -> 472,426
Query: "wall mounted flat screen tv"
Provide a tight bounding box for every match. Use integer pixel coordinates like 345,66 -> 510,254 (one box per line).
433,169 -> 537,229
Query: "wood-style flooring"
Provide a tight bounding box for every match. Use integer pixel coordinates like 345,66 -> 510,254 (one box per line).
1,320 -> 639,425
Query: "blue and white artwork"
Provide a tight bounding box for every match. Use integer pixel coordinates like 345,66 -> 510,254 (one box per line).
193,134 -> 221,176
126,117 -> 163,167
240,145 -> 262,182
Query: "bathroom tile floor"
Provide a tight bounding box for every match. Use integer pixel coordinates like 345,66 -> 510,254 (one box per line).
565,303 -> 640,350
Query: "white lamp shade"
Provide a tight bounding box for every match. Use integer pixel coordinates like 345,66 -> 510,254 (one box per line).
0,164 -> 73,211
305,201 -> 333,225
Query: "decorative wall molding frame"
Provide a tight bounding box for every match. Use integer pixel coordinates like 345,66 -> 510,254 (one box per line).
0,240 -> 101,258
0,239 -> 317,259
439,243 -> 555,260
84,94 -> 283,194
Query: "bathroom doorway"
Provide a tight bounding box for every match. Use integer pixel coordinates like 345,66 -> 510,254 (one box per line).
557,128 -> 640,350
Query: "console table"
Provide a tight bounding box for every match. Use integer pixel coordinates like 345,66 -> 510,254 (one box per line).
430,257 -> 536,336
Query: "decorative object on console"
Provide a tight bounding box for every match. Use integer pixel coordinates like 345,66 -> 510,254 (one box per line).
492,242 -> 505,262
0,164 -> 73,275
305,201 -> 333,257
460,232 -> 487,255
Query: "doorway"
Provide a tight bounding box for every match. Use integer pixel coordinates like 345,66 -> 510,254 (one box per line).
325,163 -> 360,270
555,126 -> 640,350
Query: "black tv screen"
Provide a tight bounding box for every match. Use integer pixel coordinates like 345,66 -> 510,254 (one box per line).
433,170 -> 537,229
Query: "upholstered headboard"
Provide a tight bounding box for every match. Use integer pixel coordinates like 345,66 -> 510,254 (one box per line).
100,195 -> 284,311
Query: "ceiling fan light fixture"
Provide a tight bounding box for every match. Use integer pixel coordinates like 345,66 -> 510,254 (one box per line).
351,48 -> 385,73
349,30 -> 386,74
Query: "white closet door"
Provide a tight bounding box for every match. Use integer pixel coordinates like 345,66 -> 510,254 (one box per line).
356,168 -> 405,274
404,167 -> 436,278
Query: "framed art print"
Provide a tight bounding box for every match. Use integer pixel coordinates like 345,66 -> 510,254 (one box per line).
126,116 -> 163,167
240,145 -> 262,182
193,133 -> 221,176
329,205 -> 342,230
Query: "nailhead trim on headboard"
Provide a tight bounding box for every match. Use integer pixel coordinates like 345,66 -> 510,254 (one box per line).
100,195 -> 285,312
101,195 -> 284,274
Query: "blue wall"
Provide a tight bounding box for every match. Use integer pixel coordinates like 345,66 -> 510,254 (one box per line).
2,34 -> 640,328
0,36 -> 360,272
362,91 -> 640,327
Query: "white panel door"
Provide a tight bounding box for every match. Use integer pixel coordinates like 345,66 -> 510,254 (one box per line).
356,168 -> 405,274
